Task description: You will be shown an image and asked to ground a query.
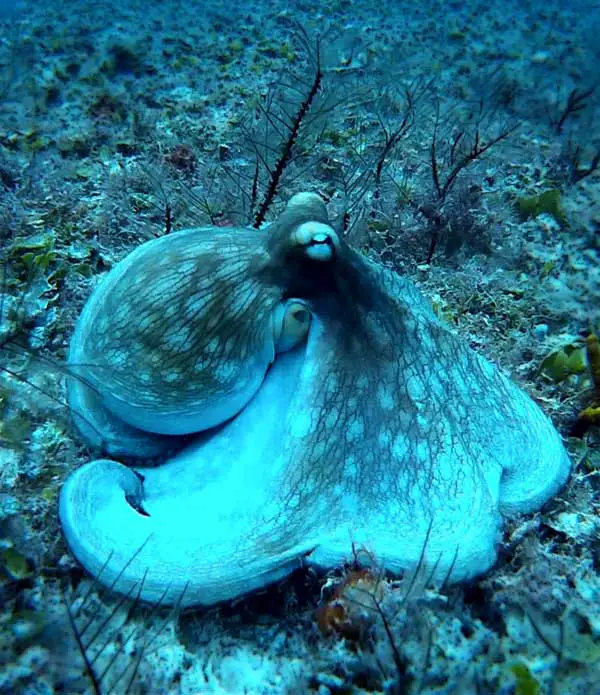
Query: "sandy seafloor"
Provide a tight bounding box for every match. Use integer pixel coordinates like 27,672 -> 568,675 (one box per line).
0,0 -> 599,693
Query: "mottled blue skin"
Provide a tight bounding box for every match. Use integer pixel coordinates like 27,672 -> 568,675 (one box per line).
59,193 -> 571,607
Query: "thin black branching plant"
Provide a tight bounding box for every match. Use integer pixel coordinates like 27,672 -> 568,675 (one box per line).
338,522 -> 458,694
390,96 -> 518,264
60,539 -> 189,694
553,86 -> 595,135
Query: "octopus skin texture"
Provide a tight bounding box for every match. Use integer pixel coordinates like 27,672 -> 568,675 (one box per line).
58,192 -> 571,607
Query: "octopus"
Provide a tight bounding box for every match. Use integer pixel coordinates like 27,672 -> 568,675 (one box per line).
58,192 -> 571,607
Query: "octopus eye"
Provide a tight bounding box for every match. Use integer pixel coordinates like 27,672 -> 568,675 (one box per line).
289,304 -> 311,326
292,221 -> 339,262
274,300 -> 312,354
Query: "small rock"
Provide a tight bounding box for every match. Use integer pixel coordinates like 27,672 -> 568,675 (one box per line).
531,50 -> 551,63
533,323 -> 550,341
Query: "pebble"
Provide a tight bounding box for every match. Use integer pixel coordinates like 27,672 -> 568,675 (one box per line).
533,323 -> 550,341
